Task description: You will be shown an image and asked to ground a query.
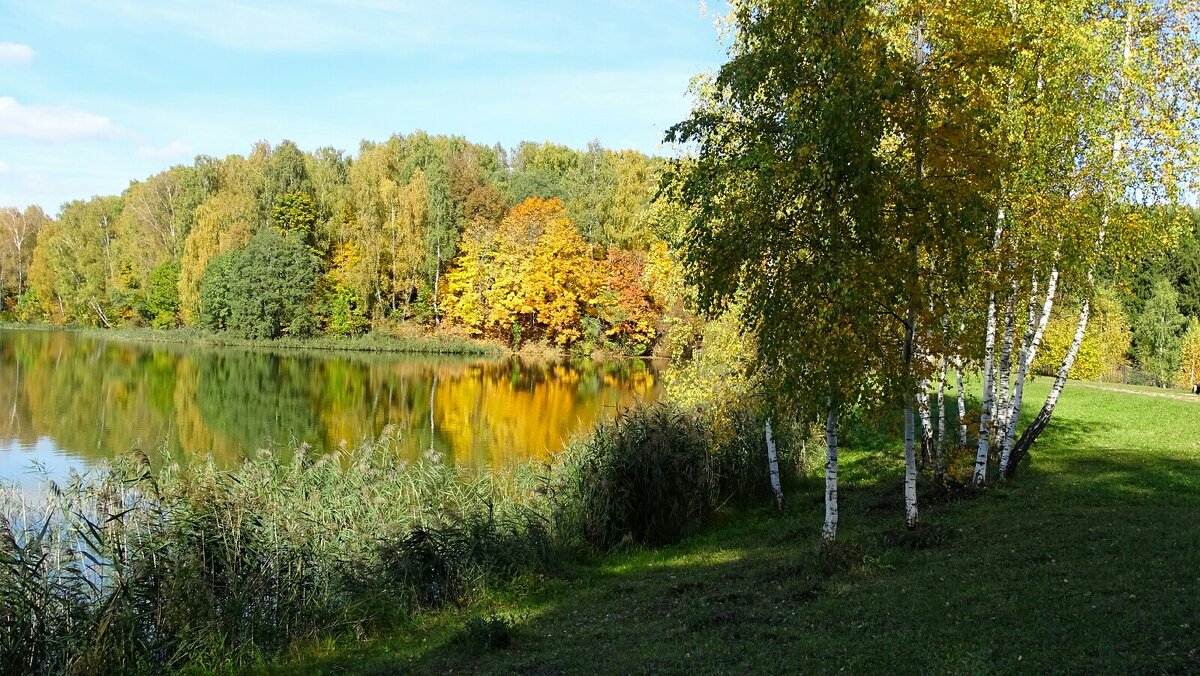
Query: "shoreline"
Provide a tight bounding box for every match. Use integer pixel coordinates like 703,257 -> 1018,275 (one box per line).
0,322 -> 669,362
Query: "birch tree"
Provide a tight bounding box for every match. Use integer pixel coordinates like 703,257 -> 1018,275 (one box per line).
0,206 -> 46,299
670,0 -> 949,538
1006,0 -> 1200,476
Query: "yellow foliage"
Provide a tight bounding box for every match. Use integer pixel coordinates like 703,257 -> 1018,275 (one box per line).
662,309 -> 753,444
442,197 -> 601,345
1177,318 -> 1200,387
178,191 -> 255,325
1034,288 -> 1130,381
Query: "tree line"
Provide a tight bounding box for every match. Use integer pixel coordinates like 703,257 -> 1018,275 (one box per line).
0,136 -> 689,355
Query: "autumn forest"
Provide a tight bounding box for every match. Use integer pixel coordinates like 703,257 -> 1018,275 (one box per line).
0,136 -> 689,355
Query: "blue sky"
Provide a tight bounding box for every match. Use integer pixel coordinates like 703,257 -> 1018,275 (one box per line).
0,0 -> 728,214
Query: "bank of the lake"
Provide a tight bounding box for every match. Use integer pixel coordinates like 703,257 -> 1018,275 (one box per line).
281,379 -> 1200,675
0,322 -> 507,357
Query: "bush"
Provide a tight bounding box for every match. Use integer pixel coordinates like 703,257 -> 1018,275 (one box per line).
198,229 -> 319,339
551,404 -> 713,552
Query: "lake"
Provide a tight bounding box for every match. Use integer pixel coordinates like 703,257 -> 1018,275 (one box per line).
0,328 -> 659,489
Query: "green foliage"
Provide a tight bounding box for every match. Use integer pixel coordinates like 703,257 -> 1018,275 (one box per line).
1133,278 -> 1186,385
199,229 -> 320,339
0,442 -> 549,674
259,140 -> 313,224
323,284 -> 370,336
146,260 -> 181,328
551,404 -> 713,552
455,613 -> 518,654
198,251 -> 237,332
12,289 -> 41,323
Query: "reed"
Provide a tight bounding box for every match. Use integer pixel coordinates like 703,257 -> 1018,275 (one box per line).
0,436 -> 548,675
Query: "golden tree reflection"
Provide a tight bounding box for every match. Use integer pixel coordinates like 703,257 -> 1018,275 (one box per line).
0,329 -> 659,474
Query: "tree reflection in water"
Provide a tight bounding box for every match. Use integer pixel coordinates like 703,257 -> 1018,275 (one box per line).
0,329 -> 658,478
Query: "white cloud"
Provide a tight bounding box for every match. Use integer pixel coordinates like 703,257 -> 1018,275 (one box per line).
137,140 -> 193,160
0,97 -> 118,142
0,43 -> 35,64
0,160 -> 9,174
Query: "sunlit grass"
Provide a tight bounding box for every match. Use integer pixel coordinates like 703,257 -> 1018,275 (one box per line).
288,379 -> 1200,674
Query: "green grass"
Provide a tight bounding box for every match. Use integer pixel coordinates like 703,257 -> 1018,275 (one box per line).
278,379 -> 1200,674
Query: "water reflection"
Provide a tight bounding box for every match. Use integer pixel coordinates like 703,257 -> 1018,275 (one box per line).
0,329 -> 658,478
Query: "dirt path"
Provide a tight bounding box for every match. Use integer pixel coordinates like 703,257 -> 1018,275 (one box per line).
1073,381 -> 1200,403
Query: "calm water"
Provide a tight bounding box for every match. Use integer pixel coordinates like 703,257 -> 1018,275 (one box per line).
0,329 -> 658,487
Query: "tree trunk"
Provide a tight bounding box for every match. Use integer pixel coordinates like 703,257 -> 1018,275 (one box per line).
433,239 -> 442,327
1007,296 -> 1089,478
1007,6 -> 1130,476
1000,267 -> 1058,475
765,417 -> 784,511
917,378 -> 934,467
973,291 -> 998,485
822,405 -> 839,543
903,309 -> 919,529
936,357 -> 947,478
955,357 -> 967,447
995,281 -> 1018,448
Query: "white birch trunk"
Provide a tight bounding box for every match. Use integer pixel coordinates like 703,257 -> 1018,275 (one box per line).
995,282 -> 1018,447
955,357 -> 967,447
917,378 -> 934,466
1008,9 -> 1130,476
1008,297 -> 1089,475
904,403 -> 919,528
1000,267 -> 1058,475
765,417 -> 783,510
973,292 -> 998,485
936,358 -> 947,456
822,405 -> 839,543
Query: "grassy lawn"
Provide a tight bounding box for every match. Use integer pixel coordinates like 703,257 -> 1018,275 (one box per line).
280,379 -> 1200,675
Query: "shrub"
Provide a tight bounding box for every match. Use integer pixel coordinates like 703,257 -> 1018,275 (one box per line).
551,404 -> 713,552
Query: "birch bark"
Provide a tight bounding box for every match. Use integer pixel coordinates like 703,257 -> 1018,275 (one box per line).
1000,267 -> 1058,474
955,358 -> 967,447
936,358 -> 947,477
765,417 -> 784,510
1008,5 -> 1133,475
822,405 -> 840,543
995,282 -> 1019,446
973,290 -> 998,485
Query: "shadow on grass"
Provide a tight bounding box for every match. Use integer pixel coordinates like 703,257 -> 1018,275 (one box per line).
296,390 -> 1200,675
399,436 -> 1199,674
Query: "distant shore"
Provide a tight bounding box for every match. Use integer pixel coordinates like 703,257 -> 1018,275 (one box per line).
0,322 -> 661,361
0,322 -> 513,358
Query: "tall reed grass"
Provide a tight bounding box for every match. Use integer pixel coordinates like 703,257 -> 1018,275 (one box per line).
0,434 -> 548,674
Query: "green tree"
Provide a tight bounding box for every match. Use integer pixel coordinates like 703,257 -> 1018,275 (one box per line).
271,191 -> 319,243
147,260 -> 181,328
200,229 -> 320,339
259,140 -> 314,226
1133,278 -> 1186,385
0,205 -> 46,303
29,196 -> 123,326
